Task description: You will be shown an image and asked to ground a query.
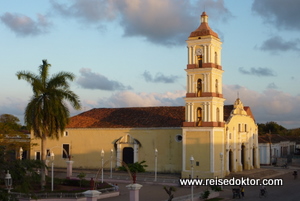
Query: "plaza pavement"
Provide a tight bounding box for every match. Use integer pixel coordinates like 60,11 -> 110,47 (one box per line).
54,165 -> 300,201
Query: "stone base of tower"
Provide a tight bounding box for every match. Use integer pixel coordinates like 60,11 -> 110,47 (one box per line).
182,127 -> 226,179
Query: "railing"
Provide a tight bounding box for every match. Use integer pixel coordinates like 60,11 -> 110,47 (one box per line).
10,192 -> 84,199
9,187 -> 116,199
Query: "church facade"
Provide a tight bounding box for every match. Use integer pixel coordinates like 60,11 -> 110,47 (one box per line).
30,12 -> 259,178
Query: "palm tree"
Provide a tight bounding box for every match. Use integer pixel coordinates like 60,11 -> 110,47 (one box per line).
16,60 -> 81,189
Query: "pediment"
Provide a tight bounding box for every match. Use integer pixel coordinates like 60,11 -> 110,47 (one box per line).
232,98 -> 247,115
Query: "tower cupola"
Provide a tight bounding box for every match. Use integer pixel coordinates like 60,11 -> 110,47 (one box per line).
189,12 -> 219,39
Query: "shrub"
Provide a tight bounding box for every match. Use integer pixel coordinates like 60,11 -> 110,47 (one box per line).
118,160 -> 148,173
201,190 -> 210,200
77,172 -> 86,187
210,185 -> 222,191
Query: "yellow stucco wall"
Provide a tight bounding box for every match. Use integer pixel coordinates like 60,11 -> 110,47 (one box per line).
181,128 -> 225,178
30,127 -> 183,173
185,130 -> 210,173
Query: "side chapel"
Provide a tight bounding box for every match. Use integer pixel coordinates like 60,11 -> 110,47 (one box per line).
30,12 -> 259,178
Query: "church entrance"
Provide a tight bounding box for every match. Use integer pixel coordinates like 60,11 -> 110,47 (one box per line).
229,150 -> 233,172
241,144 -> 245,170
253,148 -> 255,167
123,147 -> 134,164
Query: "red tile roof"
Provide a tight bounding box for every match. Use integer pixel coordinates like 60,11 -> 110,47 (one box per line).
244,106 -> 255,120
224,105 -> 234,122
67,106 -> 185,128
67,105 -> 255,128
189,12 -> 219,38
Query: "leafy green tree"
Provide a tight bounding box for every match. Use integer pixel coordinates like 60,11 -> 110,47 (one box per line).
258,121 -> 287,135
289,128 -> 300,136
0,114 -> 29,160
0,114 -> 22,133
0,145 -> 45,200
16,60 -> 81,189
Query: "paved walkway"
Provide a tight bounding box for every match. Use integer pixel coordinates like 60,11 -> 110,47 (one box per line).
53,165 -> 300,201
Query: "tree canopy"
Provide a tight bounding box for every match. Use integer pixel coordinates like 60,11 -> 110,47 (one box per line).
0,114 -> 29,153
258,121 -> 288,135
16,60 -> 81,140
16,59 -> 81,189
0,114 -> 22,134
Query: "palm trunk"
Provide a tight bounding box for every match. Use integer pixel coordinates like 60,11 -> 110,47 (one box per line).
41,136 -> 47,190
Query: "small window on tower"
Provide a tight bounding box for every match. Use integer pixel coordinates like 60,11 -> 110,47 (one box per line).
215,52 -> 218,66
197,79 -> 202,97
215,79 -> 218,94
198,55 -> 203,68
197,107 -> 202,126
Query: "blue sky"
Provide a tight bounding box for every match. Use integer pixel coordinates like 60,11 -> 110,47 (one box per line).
1,0 -> 300,129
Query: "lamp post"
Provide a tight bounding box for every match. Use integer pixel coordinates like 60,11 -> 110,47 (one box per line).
110,149 -> 113,178
5,170 -> 12,193
51,151 -> 55,191
154,148 -> 158,182
190,156 -> 194,201
19,147 -> 23,160
101,149 -> 104,183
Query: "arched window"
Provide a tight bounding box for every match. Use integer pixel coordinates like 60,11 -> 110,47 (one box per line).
215,52 -> 218,66
216,107 -> 220,122
197,55 -> 203,68
197,107 -> 202,126
197,79 -> 202,97
215,79 -> 218,94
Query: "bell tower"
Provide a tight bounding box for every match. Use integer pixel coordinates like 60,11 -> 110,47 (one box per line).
182,12 -> 226,178
184,12 -> 224,126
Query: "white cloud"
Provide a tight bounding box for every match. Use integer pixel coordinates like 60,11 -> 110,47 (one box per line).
82,90 -> 185,108
51,0 -> 232,45
224,85 -> 300,128
77,68 -> 132,91
0,12 -> 52,36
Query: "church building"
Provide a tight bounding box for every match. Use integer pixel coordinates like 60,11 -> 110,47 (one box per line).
30,12 -> 259,178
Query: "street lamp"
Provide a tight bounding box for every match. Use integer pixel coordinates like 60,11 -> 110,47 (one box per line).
190,156 -> 194,201
5,170 -> 12,193
154,148 -> 158,182
101,149 -> 105,183
110,149 -> 113,178
51,151 -> 55,191
19,147 -> 23,160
